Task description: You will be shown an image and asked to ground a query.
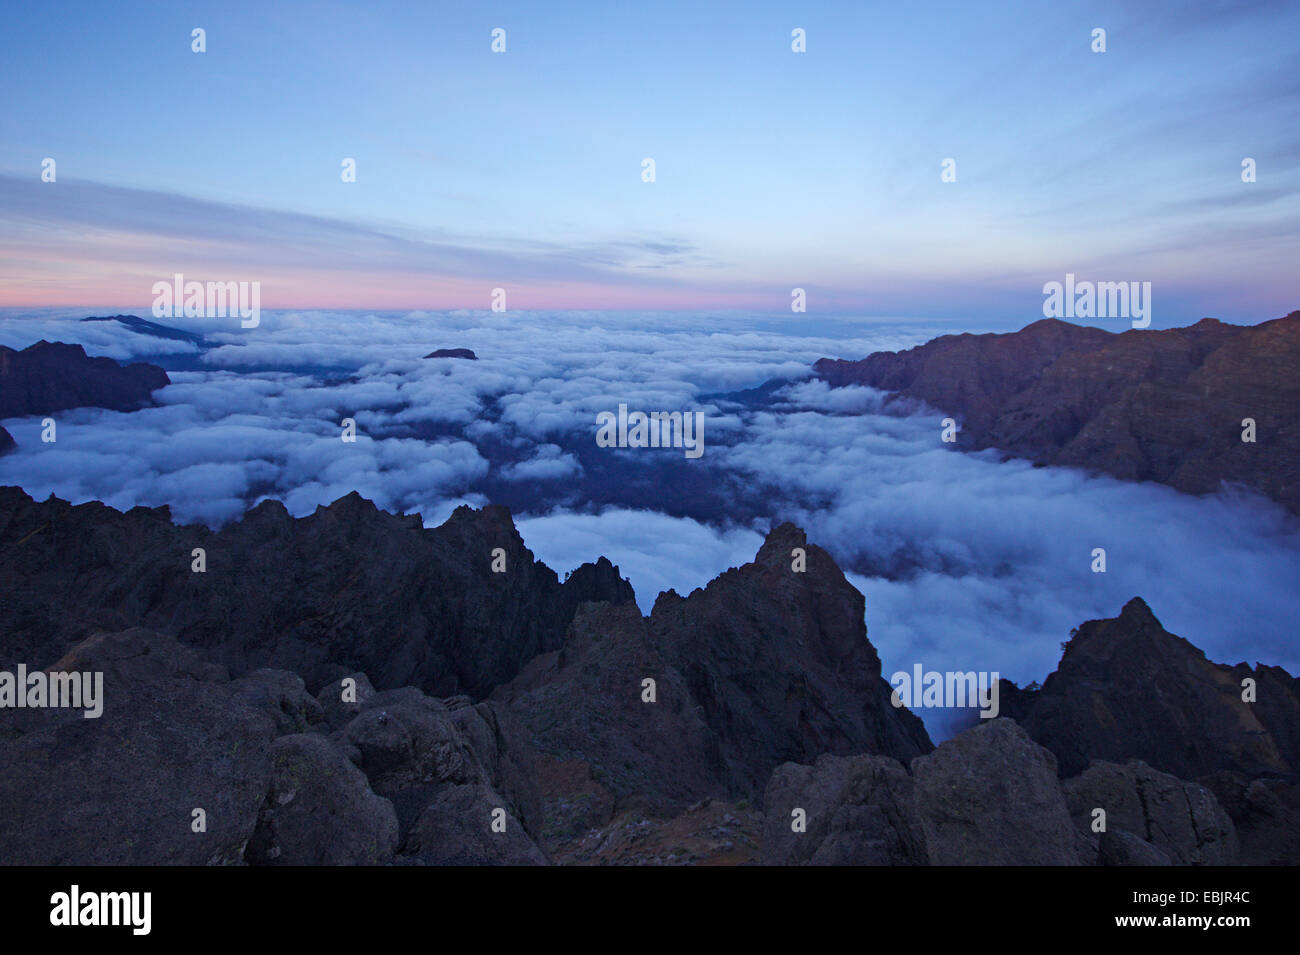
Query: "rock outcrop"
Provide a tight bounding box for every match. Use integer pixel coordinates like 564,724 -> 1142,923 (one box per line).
762,720 -> 1084,866
493,524 -> 934,838
0,340 -> 170,420
994,596 -> 1298,864
762,753 -> 927,865
1064,761 -> 1238,866
1204,775 -> 1300,866
423,348 -> 477,360
0,628 -> 549,866
0,628 -> 282,865
1017,597 -> 1300,782
245,733 -> 400,865
814,312 -> 1300,513
761,719 -> 1248,867
0,486 -> 635,698
911,719 -> 1082,865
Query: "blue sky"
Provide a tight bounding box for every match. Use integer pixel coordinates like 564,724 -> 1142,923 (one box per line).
1,0 -> 1297,324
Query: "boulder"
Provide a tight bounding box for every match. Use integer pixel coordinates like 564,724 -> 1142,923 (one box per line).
911,720 -> 1080,865
1063,760 -> 1238,865
762,753 -> 926,865
245,733 -> 398,865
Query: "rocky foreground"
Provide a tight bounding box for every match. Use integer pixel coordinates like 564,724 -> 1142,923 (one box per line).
1,487 -> 1296,865
814,311 -> 1300,514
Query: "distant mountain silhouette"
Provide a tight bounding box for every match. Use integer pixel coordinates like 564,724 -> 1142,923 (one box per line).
423,347 -> 477,360
0,341 -> 170,448
815,311 -> 1300,514
81,313 -> 207,346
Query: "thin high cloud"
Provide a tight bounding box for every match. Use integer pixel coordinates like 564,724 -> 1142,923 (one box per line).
0,175 -> 724,307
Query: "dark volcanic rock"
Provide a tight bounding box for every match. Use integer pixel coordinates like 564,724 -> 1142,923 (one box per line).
495,524 -> 933,824
762,753 -> 927,866
646,523 -> 934,794
245,733 -> 399,865
1097,828 -> 1173,866
814,312 -> 1300,513
0,486 -> 636,699
491,601 -> 726,814
403,784 -> 547,865
1064,761 -> 1238,865
0,627 -> 550,865
230,669 -> 325,736
329,683 -> 545,854
911,719 -> 1081,865
763,720 -> 1086,866
557,556 -> 637,617
554,797 -> 762,866
1203,775 -> 1300,865
423,348 -> 477,360
993,677 -> 1039,723
0,629 -> 277,865
1,492 -> 1283,867
1019,597 -> 1300,781
315,672 -> 377,729
0,340 -> 170,420
0,426 -> 13,453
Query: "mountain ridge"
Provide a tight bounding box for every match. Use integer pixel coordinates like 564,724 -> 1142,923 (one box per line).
813,310 -> 1300,513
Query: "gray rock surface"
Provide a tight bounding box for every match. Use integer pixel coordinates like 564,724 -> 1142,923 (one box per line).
911,720 -> 1081,865
762,753 -> 926,865
245,733 -> 399,865
1064,760 -> 1238,865
0,628 -> 274,865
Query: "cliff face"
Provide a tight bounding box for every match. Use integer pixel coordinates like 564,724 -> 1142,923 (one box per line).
814,312 -> 1300,513
994,597 -> 1300,867
0,340 -> 170,420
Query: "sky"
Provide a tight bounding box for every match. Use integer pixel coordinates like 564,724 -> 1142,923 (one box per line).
1,0 -> 1297,325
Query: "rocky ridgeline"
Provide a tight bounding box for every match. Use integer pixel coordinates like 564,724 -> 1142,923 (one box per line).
0,340 -> 171,453
1,488 -> 1296,865
0,487 -> 633,697
813,311 -> 1300,514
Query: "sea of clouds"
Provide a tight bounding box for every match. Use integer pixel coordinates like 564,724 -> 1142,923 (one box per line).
3,308 -> 1297,737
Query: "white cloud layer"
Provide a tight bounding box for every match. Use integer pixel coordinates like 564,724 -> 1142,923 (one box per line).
2,308 -> 1296,739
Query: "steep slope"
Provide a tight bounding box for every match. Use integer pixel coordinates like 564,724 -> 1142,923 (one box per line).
493,523 -> 934,839
1016,597 -> 1300,782
814,312 -> 1300,513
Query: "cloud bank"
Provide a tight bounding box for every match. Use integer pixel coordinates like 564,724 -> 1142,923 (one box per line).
2,309 -> 1295,738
